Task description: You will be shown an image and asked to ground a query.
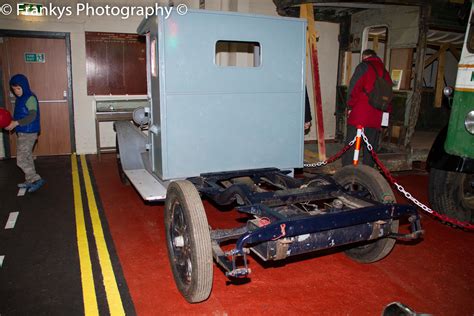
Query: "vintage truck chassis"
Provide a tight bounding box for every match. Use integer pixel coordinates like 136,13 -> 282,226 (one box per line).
160,166 -> 423,303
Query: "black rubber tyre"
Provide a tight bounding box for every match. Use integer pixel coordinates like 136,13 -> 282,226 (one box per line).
164,180 -> 213,303
429,168 -> 473,223
116,136 -> 130,186
333,165 -> 399,263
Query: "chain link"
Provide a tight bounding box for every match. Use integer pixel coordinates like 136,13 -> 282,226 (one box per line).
361,130 -> 373,151
395,183 -> 433,214
360,131 -> 434,214
348,137 -> 356,147
303,136 -> 357,168
304,129 -> 473,229
360,131 -> 473,229
303,161 -> 327,168
360,130 -> 434,213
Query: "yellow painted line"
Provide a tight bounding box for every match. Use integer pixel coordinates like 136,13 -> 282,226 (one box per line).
80,155 -> 125,316
71,154 -> 99,316
458,64 -> 474,68
455,87 -> 474,92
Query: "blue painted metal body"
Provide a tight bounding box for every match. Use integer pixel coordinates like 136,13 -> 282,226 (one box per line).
138,10 -> 307,180
133,11 -> 422,282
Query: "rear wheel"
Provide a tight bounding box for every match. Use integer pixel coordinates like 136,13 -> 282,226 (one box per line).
429,168 -> 473,223
333,165 -> 399,263
164,180 -> 213,303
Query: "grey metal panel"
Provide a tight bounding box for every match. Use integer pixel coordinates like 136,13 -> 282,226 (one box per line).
124,169 -> 168,201
164,93 -> 303,179
163,12 -> 306,94
147,16 -> 163,177
116,121 -> 169,201
149,10 -> 306,180
350,6 -> 420,50
115,121 -> 147,170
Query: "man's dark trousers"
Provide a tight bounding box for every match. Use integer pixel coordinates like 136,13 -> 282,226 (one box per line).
342,125 -> 380,167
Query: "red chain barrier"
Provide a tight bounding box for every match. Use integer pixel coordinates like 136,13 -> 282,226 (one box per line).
304,137 -> 356,168
326,142 -> 354,164
304,131 -> 474,231
368,148 -> 474,231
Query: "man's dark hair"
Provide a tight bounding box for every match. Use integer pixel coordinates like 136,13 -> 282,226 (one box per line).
362,49 -> 377,57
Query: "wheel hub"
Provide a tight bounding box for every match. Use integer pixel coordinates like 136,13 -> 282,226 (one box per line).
174,236 -> 185,247
170,203 -> 193,285
461,174 -> 474,210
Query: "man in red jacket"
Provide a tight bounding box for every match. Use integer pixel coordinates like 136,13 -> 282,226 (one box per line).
342,49 -> 392,167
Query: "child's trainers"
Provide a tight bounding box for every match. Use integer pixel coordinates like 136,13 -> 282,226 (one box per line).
27,179 -> 46,193
17,182 -> 32,188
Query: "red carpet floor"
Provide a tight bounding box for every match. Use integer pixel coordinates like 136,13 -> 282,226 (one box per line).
90,154 -> 474,315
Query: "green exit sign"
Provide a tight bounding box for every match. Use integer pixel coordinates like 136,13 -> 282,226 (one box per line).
18,3 -> 44,16
24,53 -> 45,63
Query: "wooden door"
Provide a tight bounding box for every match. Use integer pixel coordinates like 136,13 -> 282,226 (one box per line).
1,37 -> 71,156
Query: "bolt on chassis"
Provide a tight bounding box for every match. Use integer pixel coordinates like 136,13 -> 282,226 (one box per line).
115,10 -> 423,303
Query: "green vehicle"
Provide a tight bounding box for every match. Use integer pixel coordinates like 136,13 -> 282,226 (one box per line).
427,4 -> 474,224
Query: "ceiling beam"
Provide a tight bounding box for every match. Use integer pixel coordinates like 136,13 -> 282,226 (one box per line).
274,0 -> 429,11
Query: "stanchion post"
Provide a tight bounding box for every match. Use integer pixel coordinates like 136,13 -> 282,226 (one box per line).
353,125 -> 363,166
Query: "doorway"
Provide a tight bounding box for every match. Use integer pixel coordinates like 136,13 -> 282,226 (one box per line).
0,32 -> 74,156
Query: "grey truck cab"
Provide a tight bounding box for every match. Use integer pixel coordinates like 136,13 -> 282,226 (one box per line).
115,9 -> 422,303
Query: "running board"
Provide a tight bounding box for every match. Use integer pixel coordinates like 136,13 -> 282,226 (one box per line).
124,169 -> 169,201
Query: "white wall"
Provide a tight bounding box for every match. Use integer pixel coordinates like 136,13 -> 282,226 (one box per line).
0,0 -> 174,154
305,22 -> 340,141
249,0 -> 279,16
0,0 -> 339,153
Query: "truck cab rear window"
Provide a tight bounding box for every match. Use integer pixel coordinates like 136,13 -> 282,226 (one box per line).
215,41 -> 261,67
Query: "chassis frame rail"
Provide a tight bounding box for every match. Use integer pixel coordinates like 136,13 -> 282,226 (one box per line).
188,168 -> 423,278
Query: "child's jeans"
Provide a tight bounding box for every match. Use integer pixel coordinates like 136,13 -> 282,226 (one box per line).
16,132 -> 41,183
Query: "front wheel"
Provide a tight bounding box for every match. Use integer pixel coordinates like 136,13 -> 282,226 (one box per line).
333,165 -> 399,263
164,180 -> 213,303
429,168 -> 473,223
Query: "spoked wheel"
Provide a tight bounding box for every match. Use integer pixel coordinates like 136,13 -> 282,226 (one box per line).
164,180 -> 213,303
333,165 -> 399,263
116,136 -> 130,186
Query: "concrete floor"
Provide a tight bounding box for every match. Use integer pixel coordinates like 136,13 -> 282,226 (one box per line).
90,153 -> 473,315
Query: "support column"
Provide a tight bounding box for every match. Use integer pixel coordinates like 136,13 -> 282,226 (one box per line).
404,5 -> 429,147
301,3 -> 326,160
434,45 -> 447,108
